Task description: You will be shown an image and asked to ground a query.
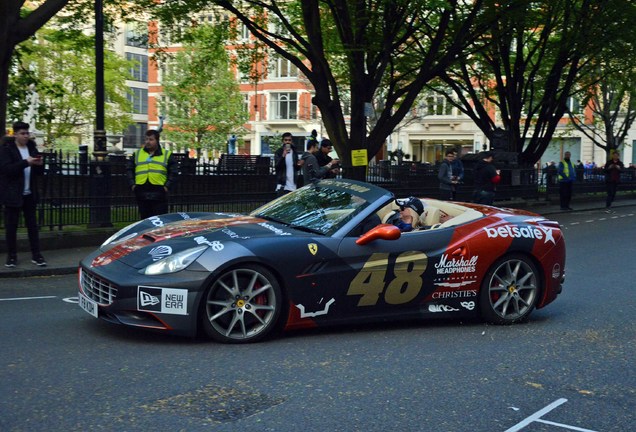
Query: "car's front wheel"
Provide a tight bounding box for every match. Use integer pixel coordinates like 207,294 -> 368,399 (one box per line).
480,254 -> 540,324
200,264 -> 283,343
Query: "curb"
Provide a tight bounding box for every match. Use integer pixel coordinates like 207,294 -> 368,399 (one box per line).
0,265 -> 78,279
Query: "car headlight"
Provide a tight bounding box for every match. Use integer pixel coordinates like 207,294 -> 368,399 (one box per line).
141,245 -> 207,275
101,220 -> 145,247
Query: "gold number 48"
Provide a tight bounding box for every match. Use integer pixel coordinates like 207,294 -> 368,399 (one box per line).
347,251 -> 428,306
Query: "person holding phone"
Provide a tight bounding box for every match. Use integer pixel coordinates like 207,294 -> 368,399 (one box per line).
274,132 -> 303,195
315,138 -> 340,179
301,139 -> 340,184
0,121 -> 46,267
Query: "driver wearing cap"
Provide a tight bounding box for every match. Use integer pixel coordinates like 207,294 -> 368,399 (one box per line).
388,197 -> 425,232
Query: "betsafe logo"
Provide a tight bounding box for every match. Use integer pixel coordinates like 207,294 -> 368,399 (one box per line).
483,225 -> 555,244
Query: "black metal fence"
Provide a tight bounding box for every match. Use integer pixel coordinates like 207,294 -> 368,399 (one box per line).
2,151 -> 636,231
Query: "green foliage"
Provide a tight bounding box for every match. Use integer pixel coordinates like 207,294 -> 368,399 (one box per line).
427,0 -> 633,166
8,23 -> 132,148
158,24 -> 247,155
564,0 -> 636,160
138,0 -> 487,173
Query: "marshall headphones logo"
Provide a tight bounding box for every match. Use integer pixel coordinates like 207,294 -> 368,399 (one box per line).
149,245 -> 172,261
308,243 -> 318,255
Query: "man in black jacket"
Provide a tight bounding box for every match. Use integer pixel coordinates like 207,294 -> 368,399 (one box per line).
301,139 -> 339,185
315,138 -> 339,179
0,122 -> 46,267
472,151 -> 500,205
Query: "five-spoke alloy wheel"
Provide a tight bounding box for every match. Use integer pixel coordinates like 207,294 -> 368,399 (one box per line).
480,254 -> 540,324
201,265 -> 282,343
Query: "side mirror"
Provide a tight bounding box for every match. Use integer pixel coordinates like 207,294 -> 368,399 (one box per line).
356,224 -> 401,245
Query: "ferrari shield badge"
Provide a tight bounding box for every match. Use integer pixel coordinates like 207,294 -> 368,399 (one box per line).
308,243 -> 318,255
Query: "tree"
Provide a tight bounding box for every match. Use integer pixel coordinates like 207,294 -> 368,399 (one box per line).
9,25 -> 132,149
566,8 -> 636,161
158,24 -> 247,157
430,0 -> 633,166
229,12 -> 270,123
0,0 -> 70,130
567,69 -> 636,161
144,0 -> 489,178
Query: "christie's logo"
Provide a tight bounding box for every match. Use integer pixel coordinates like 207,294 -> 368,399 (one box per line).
483,225 -> 555,244
435,255 -> 478,274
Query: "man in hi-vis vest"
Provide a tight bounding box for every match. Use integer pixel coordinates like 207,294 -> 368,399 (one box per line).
126,129 -> 178,219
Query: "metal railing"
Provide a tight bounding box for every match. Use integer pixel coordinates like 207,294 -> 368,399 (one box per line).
2,152 -> 635,231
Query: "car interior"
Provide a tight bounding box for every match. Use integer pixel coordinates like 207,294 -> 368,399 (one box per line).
376,198 -> 484,231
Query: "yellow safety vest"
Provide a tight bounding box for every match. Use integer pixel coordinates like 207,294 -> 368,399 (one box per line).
558,159 -> 573,181
135,148 -> 171,185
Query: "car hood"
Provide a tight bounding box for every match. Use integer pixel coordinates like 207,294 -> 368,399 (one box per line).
90,214 -> 301,269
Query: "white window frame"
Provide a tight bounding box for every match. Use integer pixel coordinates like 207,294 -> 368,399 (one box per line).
269,92 -> 298,120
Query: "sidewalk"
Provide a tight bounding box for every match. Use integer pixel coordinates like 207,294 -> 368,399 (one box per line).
2,196 -> 635,279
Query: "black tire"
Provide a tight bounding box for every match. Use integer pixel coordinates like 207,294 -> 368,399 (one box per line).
480,254 -> 540,324
200,264 -> 283,343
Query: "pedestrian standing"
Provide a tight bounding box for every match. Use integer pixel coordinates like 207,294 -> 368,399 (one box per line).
126,129 -> 178,219
301,139 -> 339,184
274,132 -> 302,195
471,151 -> 500,205
0,122 -> 46,267
438,149 -> 459,200
450,149 -> 464,200
557,151 -> 576,210
604,151 -> 624,213
315,138 -> 339,179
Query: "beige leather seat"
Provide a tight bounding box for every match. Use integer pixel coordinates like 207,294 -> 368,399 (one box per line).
420,206 -> 441,227
382,209 -> 398,224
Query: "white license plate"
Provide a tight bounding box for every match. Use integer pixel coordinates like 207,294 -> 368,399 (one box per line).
79,291 -> 98,318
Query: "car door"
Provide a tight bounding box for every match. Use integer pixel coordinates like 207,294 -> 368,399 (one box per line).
316,227 -> 464,323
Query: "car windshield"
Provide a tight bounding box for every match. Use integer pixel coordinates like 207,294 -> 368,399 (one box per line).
251,183 -> 371,236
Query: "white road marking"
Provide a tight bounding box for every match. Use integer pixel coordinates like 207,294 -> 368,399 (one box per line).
0,296 -> 57,302
503,398 -> 598,432
567,211 -> 634,226
535,418 -> 599,432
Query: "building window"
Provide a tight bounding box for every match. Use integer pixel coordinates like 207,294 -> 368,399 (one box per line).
242,93 -> 250,114
125,22 -> 147,48
270,92 -> 297,120
158,56 -> 178,83
123,123 -> 147,149
310,102 -> 320,120
426,95 -> 453,116
126,53 -> 148,82
566,97 -> 582,114
270,56 -> 298,79
128,88 -> 148,114
240,23 -> 251,40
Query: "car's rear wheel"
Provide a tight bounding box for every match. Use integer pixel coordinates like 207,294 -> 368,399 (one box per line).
200,264 -> 282,343
480,254 -> 540,324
